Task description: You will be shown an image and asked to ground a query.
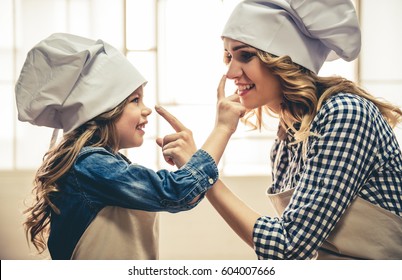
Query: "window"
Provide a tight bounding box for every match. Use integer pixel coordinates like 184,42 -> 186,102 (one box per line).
1,0 -> 125,170
5,0 -> 398,177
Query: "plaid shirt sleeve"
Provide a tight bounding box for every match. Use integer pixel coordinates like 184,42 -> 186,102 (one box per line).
253,93 -> 395,259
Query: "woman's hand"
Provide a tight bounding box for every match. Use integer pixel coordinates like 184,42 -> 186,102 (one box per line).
215,75 -> 246,134
155,106 -> 197,168
155,75 -> 246,168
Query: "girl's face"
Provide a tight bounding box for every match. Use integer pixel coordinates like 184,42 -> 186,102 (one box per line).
115,85 -> 152,150
223,38 -> 282,113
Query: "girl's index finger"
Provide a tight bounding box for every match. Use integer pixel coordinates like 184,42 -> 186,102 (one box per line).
217,74 -> 227,101
155,105 -> 187,132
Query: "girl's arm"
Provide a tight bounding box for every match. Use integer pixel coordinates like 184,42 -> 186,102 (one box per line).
206,179 -> 261,248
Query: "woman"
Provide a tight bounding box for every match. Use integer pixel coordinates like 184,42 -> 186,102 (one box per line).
206,0 -> 402,259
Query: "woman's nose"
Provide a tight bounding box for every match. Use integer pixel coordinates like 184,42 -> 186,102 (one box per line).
226,61 -> 242,80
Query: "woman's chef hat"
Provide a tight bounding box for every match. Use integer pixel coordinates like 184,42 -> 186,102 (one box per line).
15,33 -> 147,133
222,0 -> 361,73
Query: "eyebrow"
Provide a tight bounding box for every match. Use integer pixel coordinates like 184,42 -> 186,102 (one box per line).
234,44 -> 250,51
130,91 -> 142,98
226,44 -> 250,52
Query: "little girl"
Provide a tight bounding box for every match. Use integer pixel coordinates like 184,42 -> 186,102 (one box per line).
15,33 -> 245,259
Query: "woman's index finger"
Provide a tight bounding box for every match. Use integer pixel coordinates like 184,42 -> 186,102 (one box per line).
217,75 -> 227,101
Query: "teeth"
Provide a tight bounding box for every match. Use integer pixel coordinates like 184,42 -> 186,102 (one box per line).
238,84 -> 254,91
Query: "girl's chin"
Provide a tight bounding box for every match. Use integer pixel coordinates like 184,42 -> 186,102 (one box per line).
119,141 -> 144,150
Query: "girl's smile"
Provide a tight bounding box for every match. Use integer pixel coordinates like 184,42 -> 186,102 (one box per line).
115,85 -> 152,149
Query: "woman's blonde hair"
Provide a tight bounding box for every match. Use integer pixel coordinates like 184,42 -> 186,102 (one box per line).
243,50 -> 402,144
23,96 -> 130,254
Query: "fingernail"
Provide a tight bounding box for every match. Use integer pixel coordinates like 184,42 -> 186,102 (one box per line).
155,105 -> 163,110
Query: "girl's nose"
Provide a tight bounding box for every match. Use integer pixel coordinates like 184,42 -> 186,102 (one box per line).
226,62 -> 242,80
142,107 -> 152,116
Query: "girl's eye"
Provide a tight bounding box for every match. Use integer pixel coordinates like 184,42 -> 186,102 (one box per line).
132,97 -> 140,104
239,51 -> 256,62
223,51 -> 232,65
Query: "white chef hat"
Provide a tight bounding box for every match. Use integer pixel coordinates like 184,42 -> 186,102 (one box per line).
222,0 -> 361,73
15,33 -> 147,134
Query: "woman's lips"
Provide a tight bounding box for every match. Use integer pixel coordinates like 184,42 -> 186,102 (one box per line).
237,84 -> 255,97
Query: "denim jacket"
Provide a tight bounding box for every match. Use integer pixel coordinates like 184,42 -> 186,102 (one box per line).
48,146 -> 218,259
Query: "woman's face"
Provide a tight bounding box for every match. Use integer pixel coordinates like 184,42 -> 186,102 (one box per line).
223,38 -> 282,113
115,85 -> 152,150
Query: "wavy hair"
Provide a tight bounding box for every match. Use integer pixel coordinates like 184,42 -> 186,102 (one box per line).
23,97 -> 130,254
243,51 -> 402,145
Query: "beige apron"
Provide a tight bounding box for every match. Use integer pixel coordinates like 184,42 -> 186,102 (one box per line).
267,188 -> 402,259
71,206 -> 159,260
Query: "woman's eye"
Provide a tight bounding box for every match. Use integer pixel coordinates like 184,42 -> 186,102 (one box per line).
223,52 -> 232,65
239,51 -> 256,62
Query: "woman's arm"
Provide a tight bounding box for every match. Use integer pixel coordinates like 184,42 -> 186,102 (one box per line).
156,75 -> 245,167
200,75 -> 245,164
206,179 -> 261,248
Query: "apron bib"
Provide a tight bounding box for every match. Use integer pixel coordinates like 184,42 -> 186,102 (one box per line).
71,206 -> 159,259
267,188 -> 402,259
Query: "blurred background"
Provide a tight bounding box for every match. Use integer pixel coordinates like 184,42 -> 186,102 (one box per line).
1,0 -> 401,260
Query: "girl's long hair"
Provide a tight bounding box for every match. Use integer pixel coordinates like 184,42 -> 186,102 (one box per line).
243,51 -> 402,144
23,97 -> 130,254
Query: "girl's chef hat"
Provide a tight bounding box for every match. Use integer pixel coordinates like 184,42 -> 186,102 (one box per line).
15,33 -> 147,133
222,0 -> 361,73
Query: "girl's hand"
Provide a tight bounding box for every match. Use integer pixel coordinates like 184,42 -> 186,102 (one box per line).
155,106 -> 197,168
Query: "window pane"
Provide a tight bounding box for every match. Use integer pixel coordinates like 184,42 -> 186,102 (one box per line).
361,0 -> 402,81
127,52 -> 156,105
16,0 -> 67,49
16,123 -> 53,169
0,0 -> 13,48
126,0 -> 156,50
319,59 -> 355,81
0,51 -> 13,82
68,0 -> 124,46
68,0 -> 90,36
0,85 -> 14,169
90,0 -> 124,47
159,104 -> 215,147
0,0 -> 13,86
158,0 -> 224,105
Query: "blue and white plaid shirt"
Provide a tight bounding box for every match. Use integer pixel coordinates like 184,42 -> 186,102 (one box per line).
253,93 -> 402,259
